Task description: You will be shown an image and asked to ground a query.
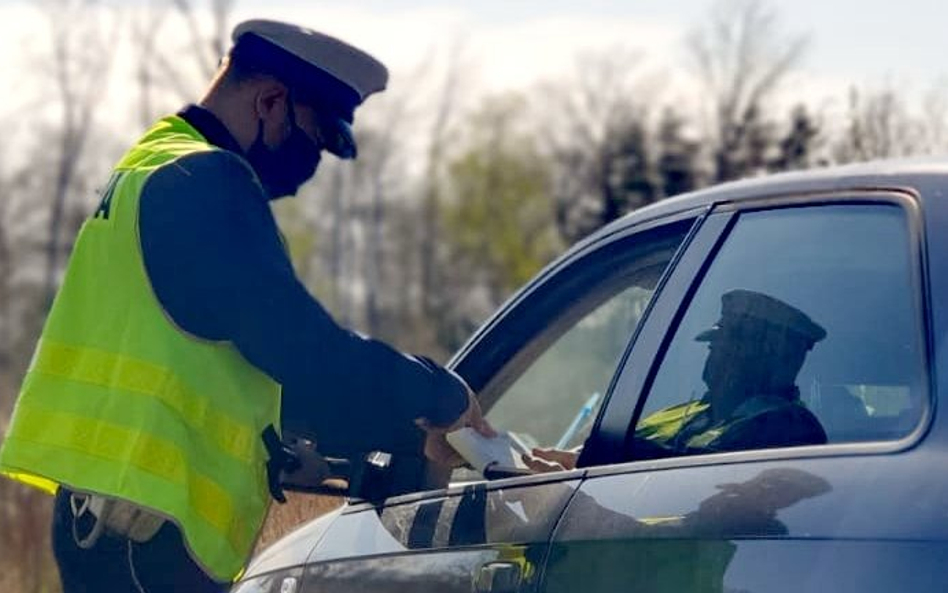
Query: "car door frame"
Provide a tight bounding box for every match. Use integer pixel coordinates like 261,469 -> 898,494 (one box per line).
409,204 -> 711,491
542,187 -> 939,593
294,206 -> 713,593
448,205 -> 710,399
296,203 -> 724,592
581,187 -> 935,471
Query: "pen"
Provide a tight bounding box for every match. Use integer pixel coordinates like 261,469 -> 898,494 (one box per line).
556,392 -> 600,449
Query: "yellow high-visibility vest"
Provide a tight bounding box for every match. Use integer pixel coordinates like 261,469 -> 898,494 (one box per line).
0,115 -> 282,581
635,395 -> 807,451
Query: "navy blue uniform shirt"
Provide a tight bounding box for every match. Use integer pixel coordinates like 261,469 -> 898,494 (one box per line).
136,105 -> 469,455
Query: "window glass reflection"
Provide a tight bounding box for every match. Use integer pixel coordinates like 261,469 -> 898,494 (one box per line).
635,204 -> 923,459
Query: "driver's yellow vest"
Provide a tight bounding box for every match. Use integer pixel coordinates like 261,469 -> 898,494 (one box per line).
0,115 -> 281,582
635,396 -> 802,451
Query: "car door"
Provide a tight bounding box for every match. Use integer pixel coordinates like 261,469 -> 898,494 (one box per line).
294,212 -> 702,593
546,191 -> 946,592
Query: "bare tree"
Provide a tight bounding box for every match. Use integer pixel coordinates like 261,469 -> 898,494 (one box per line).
173,0 -> 234,79
832,85 -> 922,163
540,48 -> 663,243
281,41 -> 477,357
39,0 -> 120,304
920,80 -> 948,153
0,168 -> 11,378
0,2 -> 121,588
301,39 -> 472,355
132,0 -> 236,123
359,97 -> 411,336
687,0 -> 808,182
1,162 -> 50,392
417,40 -> 467,331
131,5 -> 172,128
325,163 -> 352,323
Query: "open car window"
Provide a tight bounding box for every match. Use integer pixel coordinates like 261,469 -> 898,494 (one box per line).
626,201 -> 927,463
485,282 -> 654,450
449,219 -> 695,481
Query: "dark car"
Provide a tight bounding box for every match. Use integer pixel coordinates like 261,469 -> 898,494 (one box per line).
232,160 -> 948,593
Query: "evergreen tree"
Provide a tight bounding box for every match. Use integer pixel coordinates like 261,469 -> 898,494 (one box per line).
687,0 -> 808,182
602,119 -> 659,223
657,108 -> 700,198
742,105 -> 777,175
771,104 -> 820,171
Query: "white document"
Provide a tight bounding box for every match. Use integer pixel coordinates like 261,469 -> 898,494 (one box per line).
446,427 -> 532,473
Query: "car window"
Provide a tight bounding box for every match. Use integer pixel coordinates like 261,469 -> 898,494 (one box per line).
628,203 -> 925,462
486,283 -> 654,449
464,222 -> 692,474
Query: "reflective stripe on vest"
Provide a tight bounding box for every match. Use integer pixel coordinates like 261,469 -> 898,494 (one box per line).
0,115 -> 281,581
636,401 -> 710,445
636,395 -> 801,451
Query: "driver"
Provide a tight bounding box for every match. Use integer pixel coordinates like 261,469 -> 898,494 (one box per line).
524,289 -> 828,471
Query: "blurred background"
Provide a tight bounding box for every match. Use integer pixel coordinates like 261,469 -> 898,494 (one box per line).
2,0 -> 947,590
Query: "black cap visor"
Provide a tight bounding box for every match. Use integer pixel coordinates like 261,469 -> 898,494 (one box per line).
320,116 -> 357,160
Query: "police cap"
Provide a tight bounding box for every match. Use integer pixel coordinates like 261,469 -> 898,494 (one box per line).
696,289 -> 827,348
231,19 -> 389,159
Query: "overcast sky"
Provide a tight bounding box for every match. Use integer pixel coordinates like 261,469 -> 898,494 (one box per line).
223,0 -> 947,92
3,0 -> 945,89
1,0 -> 945,142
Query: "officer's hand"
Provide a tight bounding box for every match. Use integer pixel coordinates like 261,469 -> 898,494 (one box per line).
417,391 -> 495,467
521,447 -> 579,473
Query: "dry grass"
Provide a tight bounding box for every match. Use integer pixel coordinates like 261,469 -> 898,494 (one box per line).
0,476 -> 342,593
255,493 -> 344,552
0,480 -> 59,593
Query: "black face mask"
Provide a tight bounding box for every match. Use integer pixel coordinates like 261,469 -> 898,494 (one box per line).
245,104 -> 322,200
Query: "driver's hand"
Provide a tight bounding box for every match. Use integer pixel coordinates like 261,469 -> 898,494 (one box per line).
521,447 -> 580,473
417,391 -> 495,466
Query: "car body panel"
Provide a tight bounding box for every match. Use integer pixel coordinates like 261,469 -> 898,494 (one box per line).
582,209 -> 733,463
234,159 -> 948,592
241,508 -> 343,579
547,447 -> 948,592
300,477 -> 582,592
590,188 -> 931,462
544,182 -> 938,592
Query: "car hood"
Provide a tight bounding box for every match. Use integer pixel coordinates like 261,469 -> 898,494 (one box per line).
242,506 -> 344,579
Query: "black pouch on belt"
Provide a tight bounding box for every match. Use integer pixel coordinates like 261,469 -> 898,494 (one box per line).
262,424 -> 301,503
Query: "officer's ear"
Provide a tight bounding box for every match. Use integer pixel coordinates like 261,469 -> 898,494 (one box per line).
253,79 -> 290,125
252,78 -> 291,145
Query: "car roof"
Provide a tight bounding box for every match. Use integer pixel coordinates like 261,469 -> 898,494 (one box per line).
583,157 -> 948,246
453,157 -> 948,376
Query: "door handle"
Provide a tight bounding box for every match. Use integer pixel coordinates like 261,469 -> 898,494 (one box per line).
474,561 -> 522,593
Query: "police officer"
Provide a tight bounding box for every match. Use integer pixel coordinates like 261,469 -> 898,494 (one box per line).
525,289 -> 827,470
632,288 -> 828,457
0,19 -> 491,592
